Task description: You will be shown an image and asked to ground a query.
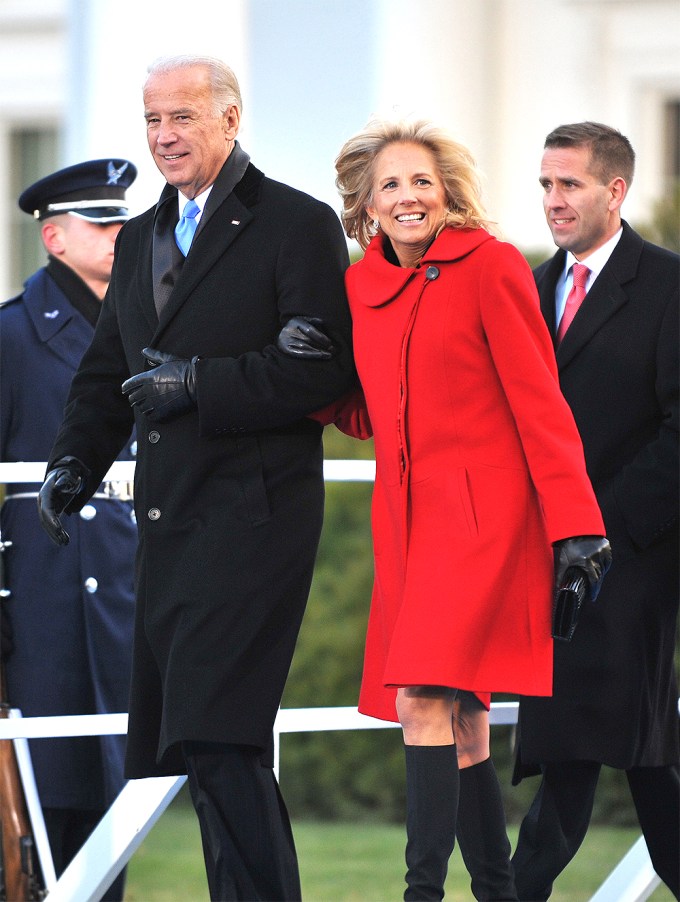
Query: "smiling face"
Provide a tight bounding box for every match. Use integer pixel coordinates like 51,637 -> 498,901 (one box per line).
539,144 -> 626,259
143,64 -> 240,198
366,141 -> 449,268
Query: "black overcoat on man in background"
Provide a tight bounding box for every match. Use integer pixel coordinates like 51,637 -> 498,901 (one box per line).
47,150 -> 356,778
517,220 -> 678,771
513,214 -> 679,899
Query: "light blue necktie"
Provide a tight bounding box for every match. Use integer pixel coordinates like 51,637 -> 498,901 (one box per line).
174,199 -> 200,256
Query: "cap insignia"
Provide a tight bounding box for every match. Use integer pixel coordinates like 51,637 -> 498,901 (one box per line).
107,161 -> 129,185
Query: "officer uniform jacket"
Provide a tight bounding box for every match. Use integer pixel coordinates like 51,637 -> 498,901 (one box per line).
48,152 -> 355,777
0,267 -> 136,809
517,221 -> 679,770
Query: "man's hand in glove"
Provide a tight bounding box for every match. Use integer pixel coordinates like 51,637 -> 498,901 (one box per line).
553,535 -> 612,602
37,456 -> 90,546
122,347 -> 198,423
277,317 -> 335,359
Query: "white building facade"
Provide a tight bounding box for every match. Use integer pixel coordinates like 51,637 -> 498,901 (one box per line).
0,0 -> 678,298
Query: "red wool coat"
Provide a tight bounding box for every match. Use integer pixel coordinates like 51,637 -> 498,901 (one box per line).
346,228 -> 605,723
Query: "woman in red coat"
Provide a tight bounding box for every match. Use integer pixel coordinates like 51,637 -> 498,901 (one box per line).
283,118 -> 611,901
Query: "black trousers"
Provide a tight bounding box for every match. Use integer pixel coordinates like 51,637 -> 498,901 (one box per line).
42,807 -> 127,901
512,760 -> 680,900
182,741 -> 301,902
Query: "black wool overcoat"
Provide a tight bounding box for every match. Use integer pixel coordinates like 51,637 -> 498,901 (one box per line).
517,221 -> 679,771
48,156 -> 356,776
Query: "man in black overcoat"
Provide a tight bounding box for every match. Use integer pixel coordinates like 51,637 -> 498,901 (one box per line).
512,122 -> 679,899
37,54 -> 356,901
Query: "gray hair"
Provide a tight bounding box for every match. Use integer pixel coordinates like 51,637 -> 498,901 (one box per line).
146,54 -> 242,116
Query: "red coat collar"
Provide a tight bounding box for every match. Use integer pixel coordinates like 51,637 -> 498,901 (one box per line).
348,227 -> 494,307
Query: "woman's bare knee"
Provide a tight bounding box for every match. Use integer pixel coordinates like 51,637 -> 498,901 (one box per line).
452,691 -> 490,767
396,686 -> 457,746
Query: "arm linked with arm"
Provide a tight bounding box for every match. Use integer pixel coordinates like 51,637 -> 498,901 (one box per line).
277,316 -> 372,439
194,199 -> 358,435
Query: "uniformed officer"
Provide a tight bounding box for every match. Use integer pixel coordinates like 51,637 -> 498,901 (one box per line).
0,159 -> 138,900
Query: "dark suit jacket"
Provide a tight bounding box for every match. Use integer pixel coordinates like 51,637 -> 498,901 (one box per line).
517,221 -> 679,770
48,151 -> 356,776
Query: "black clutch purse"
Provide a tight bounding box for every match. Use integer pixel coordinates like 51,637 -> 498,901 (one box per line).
552,567 -> 587,642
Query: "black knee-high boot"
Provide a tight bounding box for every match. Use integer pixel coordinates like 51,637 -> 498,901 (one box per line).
404,744 -> 459,901
456,758 -> 518,900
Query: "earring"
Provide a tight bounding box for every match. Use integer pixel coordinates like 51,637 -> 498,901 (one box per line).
373,219 -> 380,230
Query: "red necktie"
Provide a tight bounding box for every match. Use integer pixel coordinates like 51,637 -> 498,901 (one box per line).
557,263 -> 589,342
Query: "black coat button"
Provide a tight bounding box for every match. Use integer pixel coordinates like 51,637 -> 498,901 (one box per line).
149,431 -> 160,444
425,266 -> 440,280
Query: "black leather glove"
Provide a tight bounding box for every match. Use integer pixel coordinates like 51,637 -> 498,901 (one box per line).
122,347 -> 198,423
277,317 -> 335,359
37,456 -> 90,546
553,535 -> 612,602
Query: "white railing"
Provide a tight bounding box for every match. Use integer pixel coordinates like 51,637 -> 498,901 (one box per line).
0,460 -> 666,901
0,459 -> 377,486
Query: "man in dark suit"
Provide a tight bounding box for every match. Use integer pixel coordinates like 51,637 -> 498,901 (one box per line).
36,54 -> 355,901
1,159 -> 138,899
512,121 -> 679,899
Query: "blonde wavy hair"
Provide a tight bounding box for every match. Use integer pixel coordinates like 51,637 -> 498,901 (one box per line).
335,117 -> 492,250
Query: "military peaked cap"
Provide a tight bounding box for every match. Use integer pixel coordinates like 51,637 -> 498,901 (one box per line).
18,158 -> 137,222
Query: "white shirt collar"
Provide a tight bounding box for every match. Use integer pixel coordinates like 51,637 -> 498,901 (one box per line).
177,186 -> 212,219
563,226 -> 623,284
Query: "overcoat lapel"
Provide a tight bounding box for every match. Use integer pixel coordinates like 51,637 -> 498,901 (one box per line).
536,253 -> 564,338
151,191 -> 184,318
151,146 -> 257,338
193,141 -> 251,236
133,207 -> 160,333
556,269 -> 629,368
537,223 -> 639,370
153,194 -> 253,336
